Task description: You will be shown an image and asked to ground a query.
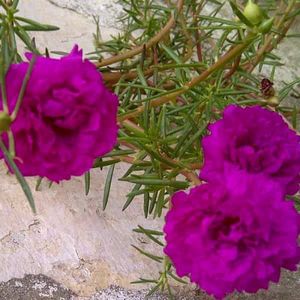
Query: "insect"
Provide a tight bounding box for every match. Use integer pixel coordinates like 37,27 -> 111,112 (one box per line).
260,78 -> 275,97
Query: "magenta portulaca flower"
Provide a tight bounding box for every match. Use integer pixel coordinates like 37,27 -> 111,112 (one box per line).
200,105 -> 300,195
164,170 -> 300,299
0,45 -> 118,181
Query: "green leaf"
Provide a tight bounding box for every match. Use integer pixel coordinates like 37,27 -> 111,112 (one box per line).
144,191 -> 150,218
279,78 -> 300,101
154,188 -> 166,218
178,123 -> 207,158
158,105 -> 167,138
19,25 -> 59,32
131,278 -> 158,284
35,177 -> 43,191
137,143 -> 178,168
103,164 -> 115,210
167,271 -> 188,284
0,139 -> 36,213
117,83 -> 165,92
133,228 -> 163,236
286,34 -> 300,38
131,244 -> 163,263
160,43 -> 182,64
146,282 -> 163,297
285,8 -> 300,21
120,177 -> 189,189
11,54 -> 37,120
122,183 -> 142,211
93,158 -> 120,168
135,225 -> 164,246
15,16 -> 59,31
229,1 -> 254,28
12,0 -> 20,9
84,171 -> 91,196
149,190 -> 158,215
292,106 -> 297,129
14,26 -> 39,53
126,187 -> 153,198
102,149 -> 136,158
0,1 -> 8,11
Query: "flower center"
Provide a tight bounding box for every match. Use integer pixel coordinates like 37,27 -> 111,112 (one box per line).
209,215 -> 240,240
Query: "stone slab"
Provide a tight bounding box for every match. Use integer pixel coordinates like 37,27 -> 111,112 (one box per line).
48,0 -> 123,29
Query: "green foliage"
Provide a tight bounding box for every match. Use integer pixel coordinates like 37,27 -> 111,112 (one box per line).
91,0 -> 300,295
95,0 -> 299,219
0,0 -> 59,211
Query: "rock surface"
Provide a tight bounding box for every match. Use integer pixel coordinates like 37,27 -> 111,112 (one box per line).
0,163 -> 164,297
0,274 -> 75,300
17,0 -> 118,54
48,0 -> 123,29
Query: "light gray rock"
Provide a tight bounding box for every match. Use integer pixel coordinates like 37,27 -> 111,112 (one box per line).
0,162 -> 164,298
17,0 -> 118,54
48,0 -> 123,29
0,274 -> 75,299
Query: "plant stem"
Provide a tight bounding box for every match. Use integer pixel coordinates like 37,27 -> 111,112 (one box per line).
96,0 -> 184,68
8,129 -> 15,157
192,0 -> 205,63
119,120 -> 201,185
224,54 -> 241,82
0,0 -> 9,11
245,0 -> 298,73
11,55 -> 36,120
181,170 -> 201,185
118,33 -> 256,121
0,74 -> 8,113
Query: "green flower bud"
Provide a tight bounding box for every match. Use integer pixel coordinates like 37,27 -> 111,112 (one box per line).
258,17 -> 274,34
0,111 -> 12,133
243,0 -> 264,25
267,96 -> 279,107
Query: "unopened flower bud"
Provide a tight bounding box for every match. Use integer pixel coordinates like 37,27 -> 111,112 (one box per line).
0,111 -> 12,133
267,96 -> 279,107
258,17 -> 274,34
243,0 -> 264,25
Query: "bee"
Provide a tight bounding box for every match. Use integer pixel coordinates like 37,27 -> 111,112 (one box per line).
260,78 -> 275,97
260,78 -> 279,106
